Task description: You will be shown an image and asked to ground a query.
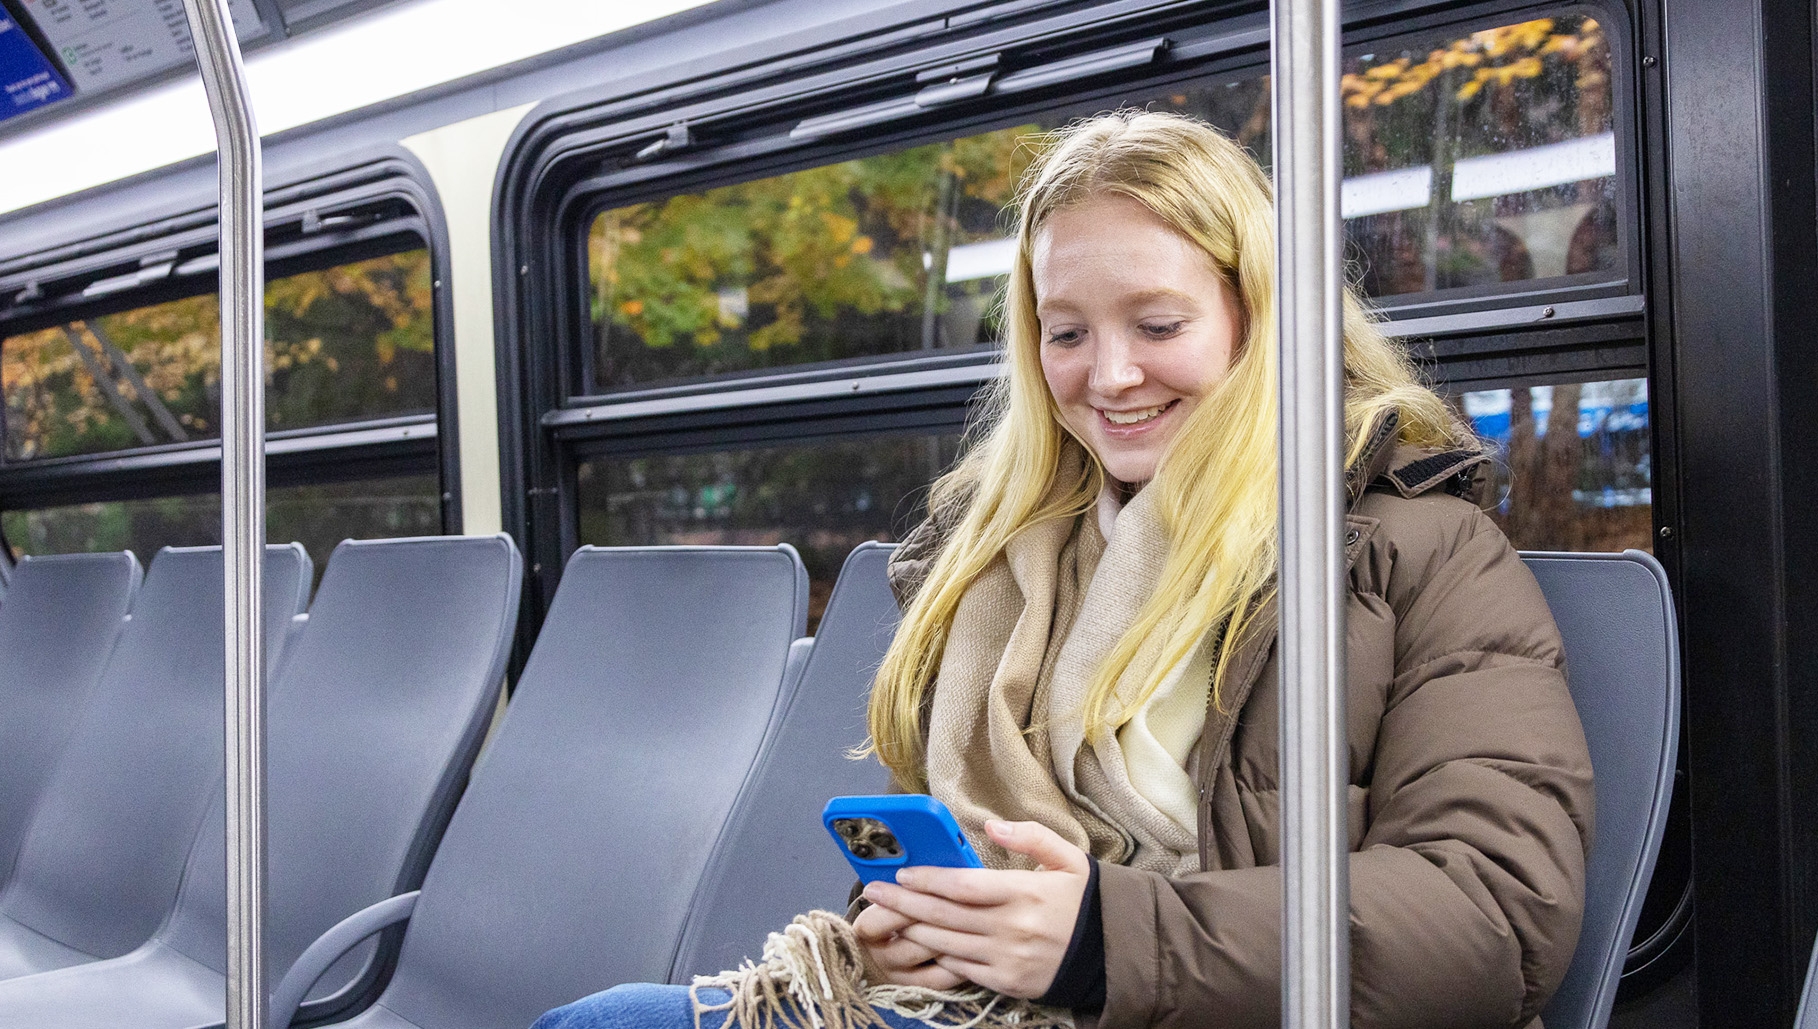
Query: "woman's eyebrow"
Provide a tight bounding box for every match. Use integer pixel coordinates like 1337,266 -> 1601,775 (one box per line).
1120,287 -> 1202,308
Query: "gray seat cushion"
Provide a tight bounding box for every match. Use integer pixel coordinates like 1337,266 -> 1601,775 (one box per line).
1529,551 -> 1679,1029
331,545 -> 807,1029
671,541 -> 898,981
0,535 -> 522,1029
0,546 -> 308,982
0,553 -> 140,889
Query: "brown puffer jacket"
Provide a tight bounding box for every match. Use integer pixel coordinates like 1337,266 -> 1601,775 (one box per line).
886,420 -> 1594,1029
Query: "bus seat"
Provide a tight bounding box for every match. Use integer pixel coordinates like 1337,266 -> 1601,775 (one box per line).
1795,926 -> 1818,1027
0,534 -> 521,1029
780,635 -> 816,698
1530,550 -> 1680,1029
0,552 -> 140,890
670,541 -> 898,982
267,544 -> 808,1029
0,544 -> 307,984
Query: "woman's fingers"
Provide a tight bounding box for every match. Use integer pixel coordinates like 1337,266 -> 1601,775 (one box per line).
877,960 -> 969,991
865,931 -> 943,970
893,920 -> 995,963
985,820 -> 1091,875
863,878 -> 996,932
851,900 -> 914,942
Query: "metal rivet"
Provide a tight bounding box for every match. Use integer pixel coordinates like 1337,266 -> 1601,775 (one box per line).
1643,55 -> 1657,67
432,279 -> 442,289
532,563 -> 542,573
1541,306 -> 1556,318
1659,525 -> 1674,539
520,264 -> 530,276
1345,528 -> 1360,545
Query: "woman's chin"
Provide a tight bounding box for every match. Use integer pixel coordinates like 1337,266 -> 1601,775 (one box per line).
1096,452 -> 1160,487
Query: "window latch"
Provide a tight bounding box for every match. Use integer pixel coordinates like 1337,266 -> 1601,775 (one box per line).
634,123 -> 693,163
914,54 -> 1000,108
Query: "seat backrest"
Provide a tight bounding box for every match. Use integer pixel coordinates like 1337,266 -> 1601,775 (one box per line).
375,545 -> 807,1029
1530,550 -> 1680,1029
671,541 -> 899,981
0,545 -> 309,960
0,552 -> 140,886
156,535 -> 522,1020
1797,930 -> 1818,1028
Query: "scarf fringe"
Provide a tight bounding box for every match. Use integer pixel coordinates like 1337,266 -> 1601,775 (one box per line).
690,911 -> 1073,1029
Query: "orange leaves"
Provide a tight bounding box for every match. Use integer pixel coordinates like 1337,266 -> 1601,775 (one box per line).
1340,17 -> 1603,110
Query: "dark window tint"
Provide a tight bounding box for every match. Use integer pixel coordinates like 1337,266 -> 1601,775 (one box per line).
1456,376 -> 1650,552
584,15 -> 1617,391
1334,15 -> 1617,296
588,136 -> 1037,389
1,473 -> 442,588
575,433 -> 962,627
1147,15 -> 1618,295
2,249 -> 436,460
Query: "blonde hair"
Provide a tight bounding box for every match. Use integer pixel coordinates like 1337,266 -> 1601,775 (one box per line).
869,110 -> 1475,790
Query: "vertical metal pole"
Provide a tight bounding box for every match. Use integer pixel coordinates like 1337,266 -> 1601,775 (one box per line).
1272,0 -> 1349,1026
177,2 -> 265,1028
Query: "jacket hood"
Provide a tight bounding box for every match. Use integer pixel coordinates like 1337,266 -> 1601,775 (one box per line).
1346,408 -> 1490,508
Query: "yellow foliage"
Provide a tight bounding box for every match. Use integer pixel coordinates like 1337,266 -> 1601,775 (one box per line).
1335,16 -> 1603,110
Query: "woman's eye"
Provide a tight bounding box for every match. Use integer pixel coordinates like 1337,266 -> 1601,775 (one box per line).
1044,328 -> 1084,347
1140,320 -> 1187,339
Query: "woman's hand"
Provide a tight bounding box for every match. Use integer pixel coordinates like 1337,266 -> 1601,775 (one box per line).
857,820 -> 1091,999
852,901 -> 969,990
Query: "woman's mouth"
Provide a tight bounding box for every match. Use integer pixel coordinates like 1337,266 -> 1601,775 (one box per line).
1099,400 -> 1177,426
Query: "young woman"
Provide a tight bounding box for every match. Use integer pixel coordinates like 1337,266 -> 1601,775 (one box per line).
534,109 -> 1592,1029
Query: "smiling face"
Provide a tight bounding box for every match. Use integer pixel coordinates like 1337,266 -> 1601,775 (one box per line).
1033,194 -> 1244,487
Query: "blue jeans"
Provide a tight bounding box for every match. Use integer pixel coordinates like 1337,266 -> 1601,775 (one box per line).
531,983 -> 931,1029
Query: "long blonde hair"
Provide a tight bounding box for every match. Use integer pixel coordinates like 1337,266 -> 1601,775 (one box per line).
869,110 -> 1475,790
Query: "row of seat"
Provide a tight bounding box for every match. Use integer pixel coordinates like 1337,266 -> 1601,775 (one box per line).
0,539 -> 1676,1029
0,537 -> 522,1028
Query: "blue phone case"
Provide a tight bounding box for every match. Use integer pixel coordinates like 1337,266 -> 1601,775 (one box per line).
822,794 -> 984,884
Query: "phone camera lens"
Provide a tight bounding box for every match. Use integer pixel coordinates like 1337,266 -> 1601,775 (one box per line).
874,831 -> 900,856
851,842 -> 876,859
835,820 -> 861,839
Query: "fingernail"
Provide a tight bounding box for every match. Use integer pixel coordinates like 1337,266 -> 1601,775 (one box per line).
895,868 -> 918,887
986,819 -> 1010,834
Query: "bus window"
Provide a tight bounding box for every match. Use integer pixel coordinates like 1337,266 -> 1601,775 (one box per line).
1456,376 -> 1651,552
2,473 -> 442,565
580,14 -> 1618,393
575,432 -> 962,627
2,249 -> 435,460
1166,15 -> 1619,298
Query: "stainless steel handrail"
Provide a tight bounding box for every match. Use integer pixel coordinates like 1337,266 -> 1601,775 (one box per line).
1271,0 -> 1350,1025
176,2 -> 266,1027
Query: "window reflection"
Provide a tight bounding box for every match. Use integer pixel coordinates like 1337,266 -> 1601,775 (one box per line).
575,434 -> 962,627
1,249 -> 436,461
586,15 -> 1619,391
588,137 -> 1035,388
1457,376 -> 1651,552
1335,16 -> 1618,295
1,474 -> 442,589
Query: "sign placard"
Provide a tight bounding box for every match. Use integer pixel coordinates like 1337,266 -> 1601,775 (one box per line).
0,12 -> 71,123
19,0 -> 265,94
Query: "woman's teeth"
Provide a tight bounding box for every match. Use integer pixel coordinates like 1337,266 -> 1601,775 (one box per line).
1102,403 -> 1170,425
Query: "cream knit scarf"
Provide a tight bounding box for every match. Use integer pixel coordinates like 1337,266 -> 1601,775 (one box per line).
694,446 -> 1210,1029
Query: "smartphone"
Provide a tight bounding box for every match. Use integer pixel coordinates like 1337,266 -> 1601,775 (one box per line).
823,794 -> 985,884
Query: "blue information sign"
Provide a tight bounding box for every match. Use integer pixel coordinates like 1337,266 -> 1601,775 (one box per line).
0,12 -> 72,123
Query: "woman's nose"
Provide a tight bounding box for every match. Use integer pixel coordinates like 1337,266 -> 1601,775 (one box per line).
1089,336 -> 1144,393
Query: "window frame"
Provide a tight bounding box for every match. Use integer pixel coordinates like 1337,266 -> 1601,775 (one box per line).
0,146 -> 462,552
497,0 -> 1650,623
